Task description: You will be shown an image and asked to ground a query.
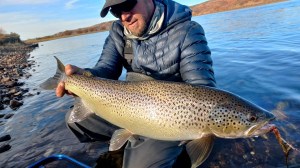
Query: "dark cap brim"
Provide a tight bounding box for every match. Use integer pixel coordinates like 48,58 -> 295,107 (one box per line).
100,0 -> 128,17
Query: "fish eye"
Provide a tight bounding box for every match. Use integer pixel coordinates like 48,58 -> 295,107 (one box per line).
247,114 -> 257,122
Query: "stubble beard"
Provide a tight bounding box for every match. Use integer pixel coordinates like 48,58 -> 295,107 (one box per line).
130,16 -> 148,37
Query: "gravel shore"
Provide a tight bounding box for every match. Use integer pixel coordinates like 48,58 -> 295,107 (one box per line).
0,43 -> 37,153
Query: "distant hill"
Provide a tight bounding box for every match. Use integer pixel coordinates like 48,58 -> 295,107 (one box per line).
26,20 -> 115,43
25,0 -> 285,43
190,0 -> 285,16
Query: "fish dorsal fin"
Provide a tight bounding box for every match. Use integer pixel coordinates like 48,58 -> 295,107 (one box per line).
109,129 -> 133,151
186,135 -> 215,168
126,72 -> 155,81
54,56 -> 65,73
68,98 -> 94,123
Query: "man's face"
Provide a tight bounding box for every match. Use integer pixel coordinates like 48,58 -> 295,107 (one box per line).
111,0 -> 154,37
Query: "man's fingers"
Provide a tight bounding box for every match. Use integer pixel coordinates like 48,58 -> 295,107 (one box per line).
56,82 -> 65,97
56,65 -> 80,98
65,64 -> 84,76
65,64 -> 75,76
56,82 -> 75,97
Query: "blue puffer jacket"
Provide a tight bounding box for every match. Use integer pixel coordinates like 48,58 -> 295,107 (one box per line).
87,0 -> 216,87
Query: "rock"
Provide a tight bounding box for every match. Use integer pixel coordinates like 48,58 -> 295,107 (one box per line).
25,93 -> 34,97
19,64 -> 25,68
16,82 -> 24,86
8,88 -> 18,94
9,99 -> 23,109
1,88 -> 9,94
2,97 -> 10,104
22,88 -> 29,94
0,135 -> 11,142
0,44 -> 37,111
14,91 -> 23,96
25,73 -> 31,78
1,77 -> 10,83
0,103 -> 4,110
0,114 -> 4,118
4,81 -> 16,88
4,113 -> 14,119
0,144 -> 11,153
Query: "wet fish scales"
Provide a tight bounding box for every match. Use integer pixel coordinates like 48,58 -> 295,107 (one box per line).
41,57 -> 276,168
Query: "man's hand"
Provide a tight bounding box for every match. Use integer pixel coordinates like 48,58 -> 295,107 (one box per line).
56,64 -> 85,97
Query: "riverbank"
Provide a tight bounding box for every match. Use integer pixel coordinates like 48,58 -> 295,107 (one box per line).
0,43 -> 38,153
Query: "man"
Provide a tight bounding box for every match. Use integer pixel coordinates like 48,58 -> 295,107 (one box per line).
57,0 -> 216,167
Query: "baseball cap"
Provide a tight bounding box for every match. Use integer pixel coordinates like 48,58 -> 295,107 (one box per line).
100,0 -> 130,17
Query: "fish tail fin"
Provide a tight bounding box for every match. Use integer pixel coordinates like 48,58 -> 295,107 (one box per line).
39,56 -> 66,90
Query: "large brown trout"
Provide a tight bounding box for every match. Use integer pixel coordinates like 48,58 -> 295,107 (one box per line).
41,57 -> 275,168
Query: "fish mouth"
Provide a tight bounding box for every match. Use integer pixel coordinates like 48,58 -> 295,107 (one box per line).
247,123 -> 276,137
245,116 -> 276,137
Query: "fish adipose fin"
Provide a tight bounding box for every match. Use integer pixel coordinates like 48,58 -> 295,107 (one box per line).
186,135 -> 215,168
40,56 -> 65,90
109,129 -> 133,151
68,98 -> 94,123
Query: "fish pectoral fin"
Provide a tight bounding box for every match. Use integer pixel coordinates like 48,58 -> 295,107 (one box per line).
109,129 -> 133,151
186,135 -> 215,168
68,98 -> 93,123
179,140 -> 189,146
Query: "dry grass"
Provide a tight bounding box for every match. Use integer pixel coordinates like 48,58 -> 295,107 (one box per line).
191,0 -> 286,16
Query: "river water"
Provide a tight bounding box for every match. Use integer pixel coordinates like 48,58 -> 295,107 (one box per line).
1,0 -> 300,167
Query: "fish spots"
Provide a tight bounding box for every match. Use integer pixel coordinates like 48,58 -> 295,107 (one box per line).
63,75 -> 270,140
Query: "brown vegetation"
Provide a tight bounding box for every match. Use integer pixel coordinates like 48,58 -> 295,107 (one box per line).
190,0 -> 286,16
25,21 -> 114,44
25,0 -> 286,43
0,32 -> 22,45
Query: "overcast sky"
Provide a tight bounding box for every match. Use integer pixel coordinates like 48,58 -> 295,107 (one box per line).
0,0 -> 208,40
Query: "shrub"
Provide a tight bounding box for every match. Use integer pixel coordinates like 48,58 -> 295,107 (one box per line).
0,32 -> 21,45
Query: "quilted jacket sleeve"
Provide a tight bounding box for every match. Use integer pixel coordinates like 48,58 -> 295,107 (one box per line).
180,22 -> 216,87
85,22 -> 124,80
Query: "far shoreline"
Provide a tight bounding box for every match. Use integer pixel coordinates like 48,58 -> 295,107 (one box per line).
25,0 -> 286,44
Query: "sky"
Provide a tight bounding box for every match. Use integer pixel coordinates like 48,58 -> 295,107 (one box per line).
0,0 -> 208,40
